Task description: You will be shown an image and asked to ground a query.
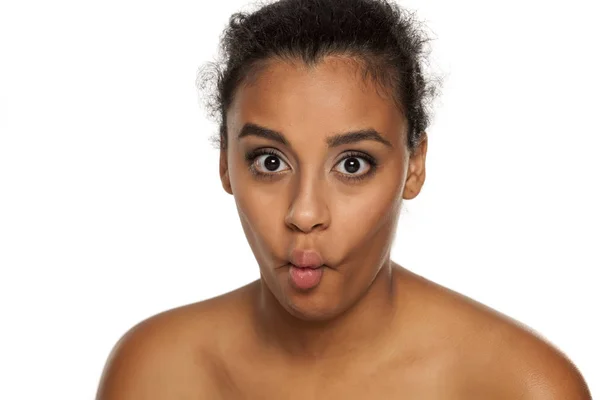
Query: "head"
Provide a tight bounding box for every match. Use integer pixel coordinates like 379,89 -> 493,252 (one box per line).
199,0 -> 440,321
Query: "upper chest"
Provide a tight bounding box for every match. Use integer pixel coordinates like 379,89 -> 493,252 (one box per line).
210,352 -> 474,400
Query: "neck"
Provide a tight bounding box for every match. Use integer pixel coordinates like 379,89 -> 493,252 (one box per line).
253,260 -> 399,362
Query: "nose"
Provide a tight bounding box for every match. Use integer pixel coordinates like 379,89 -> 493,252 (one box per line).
284,175 -> 331,234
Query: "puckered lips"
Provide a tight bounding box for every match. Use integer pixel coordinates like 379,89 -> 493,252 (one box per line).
288,249 -> 325,290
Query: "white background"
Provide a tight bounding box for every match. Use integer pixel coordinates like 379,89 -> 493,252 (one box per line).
1,0 -> 598,398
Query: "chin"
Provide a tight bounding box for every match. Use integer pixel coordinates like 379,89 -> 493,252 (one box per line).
261,265 -> 348,322
283,296 -> 341,322
280,281 -> 345,322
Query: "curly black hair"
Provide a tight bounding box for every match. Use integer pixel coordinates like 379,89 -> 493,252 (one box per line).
197,0 -> 441,153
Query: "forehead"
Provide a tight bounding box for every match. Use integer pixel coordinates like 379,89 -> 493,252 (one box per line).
227,56 -> 407,146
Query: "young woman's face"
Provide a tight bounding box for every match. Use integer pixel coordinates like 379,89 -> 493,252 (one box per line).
221,56 -> 426,320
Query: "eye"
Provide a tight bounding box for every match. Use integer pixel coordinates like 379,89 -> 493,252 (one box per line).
245,148 -> 291,177
245,148 -> 378,182
333,152 -> 377,180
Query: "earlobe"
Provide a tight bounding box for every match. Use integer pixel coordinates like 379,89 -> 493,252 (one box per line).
219,150 -> 233,195
402,134 -> 428,200
222,171 -> 232,195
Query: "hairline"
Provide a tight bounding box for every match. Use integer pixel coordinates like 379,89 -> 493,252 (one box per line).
223,52 -> 408,148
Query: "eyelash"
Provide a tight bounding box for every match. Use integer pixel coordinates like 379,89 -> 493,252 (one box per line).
244,148 -> 379,183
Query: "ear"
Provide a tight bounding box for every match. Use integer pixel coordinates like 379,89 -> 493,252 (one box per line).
219,149 -> 233,195
403,134 -> 427,200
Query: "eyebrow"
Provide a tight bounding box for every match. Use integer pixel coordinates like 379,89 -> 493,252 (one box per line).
237,123 -> 393,148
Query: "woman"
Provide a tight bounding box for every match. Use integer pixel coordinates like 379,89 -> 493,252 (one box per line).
97,0 -> 591,398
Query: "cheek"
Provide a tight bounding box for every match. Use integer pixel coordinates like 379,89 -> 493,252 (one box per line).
335,188 -> 399,233
332,174 -> 403,245
233,178 -> 287,248
239,194 -> 283,232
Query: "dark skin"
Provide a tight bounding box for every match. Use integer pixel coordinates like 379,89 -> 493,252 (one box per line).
96,56 -> 591,399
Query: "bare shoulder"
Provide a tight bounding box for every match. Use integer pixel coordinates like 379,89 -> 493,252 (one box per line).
396,266 -> 592,399
501,325 -> 592,399
95,281 -> 258,400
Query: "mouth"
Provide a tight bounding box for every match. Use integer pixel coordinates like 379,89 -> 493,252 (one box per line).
289,248 -> 324,269
288,263 -> 324,290
289,262 -> 323,269
282,248 -> 327,290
